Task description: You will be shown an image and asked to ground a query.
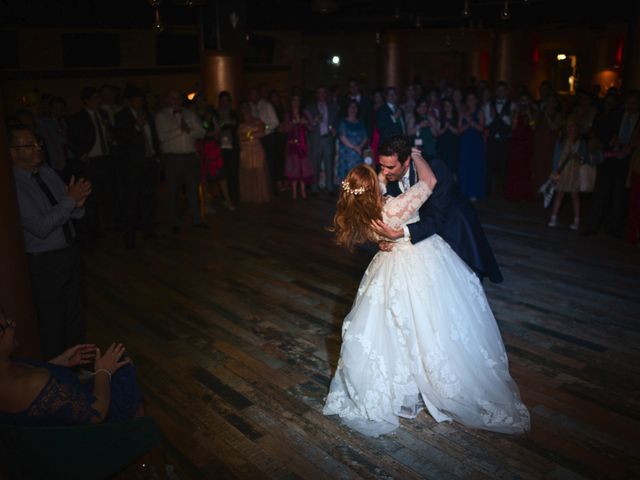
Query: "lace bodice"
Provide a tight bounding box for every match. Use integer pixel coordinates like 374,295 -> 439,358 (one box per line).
0,359 -> 142,427
382,180 -> 433,231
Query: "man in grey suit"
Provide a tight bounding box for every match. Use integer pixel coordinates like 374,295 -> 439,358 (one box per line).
305,86 -> 338,194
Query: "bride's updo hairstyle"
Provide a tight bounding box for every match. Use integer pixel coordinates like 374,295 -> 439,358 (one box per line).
333,164 -> 383,250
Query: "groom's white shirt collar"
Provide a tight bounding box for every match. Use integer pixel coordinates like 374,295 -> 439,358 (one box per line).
399,167 -> 411,192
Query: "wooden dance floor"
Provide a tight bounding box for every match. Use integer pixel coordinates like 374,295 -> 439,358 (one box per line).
85,194 -> 640,479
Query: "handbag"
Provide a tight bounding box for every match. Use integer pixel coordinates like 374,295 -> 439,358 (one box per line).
538,153 -> 572,209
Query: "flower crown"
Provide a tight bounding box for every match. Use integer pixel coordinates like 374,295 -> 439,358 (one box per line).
341,179 -> 366,196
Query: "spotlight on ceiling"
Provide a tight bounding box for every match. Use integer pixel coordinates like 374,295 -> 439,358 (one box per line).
331,55 -> 341,66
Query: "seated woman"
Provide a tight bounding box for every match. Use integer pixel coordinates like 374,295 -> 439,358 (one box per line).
0,308 -> 141,426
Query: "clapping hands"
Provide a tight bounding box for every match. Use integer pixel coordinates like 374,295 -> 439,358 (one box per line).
65,175 -> 92,208
94,343 -> 131,376
49,343 -> 97,367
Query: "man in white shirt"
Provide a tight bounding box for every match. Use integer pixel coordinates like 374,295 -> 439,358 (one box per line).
249,88 -> 279,194
155,90 -> 207,233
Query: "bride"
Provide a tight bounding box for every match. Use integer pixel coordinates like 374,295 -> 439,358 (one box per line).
323,150 -> 530,437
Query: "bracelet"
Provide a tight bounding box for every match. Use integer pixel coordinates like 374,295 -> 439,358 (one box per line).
94,368 -> 112,383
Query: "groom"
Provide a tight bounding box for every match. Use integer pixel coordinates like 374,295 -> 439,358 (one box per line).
373,135 -> 503,283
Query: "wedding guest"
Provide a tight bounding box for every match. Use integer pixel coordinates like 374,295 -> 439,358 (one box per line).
458,91 -> 486,201
485,81 -> 512,196
34,97 -> 71,173
156,90 -> 208,233
281,94 -> 314,199
531,94 -> 562,193
341,78 -> 374,139
9,124 -> 91,358
337,99 -> 368,182
436,98 -> 460,178
249,88 -> 279,194
113,85 -> 161,248
238,103 -> 272,203
0,307 -> 141,426
305,86 -> 338,194
407,99 -> 438,160
213,91 -> 240,204
505,91 -> 535,201
376,87 -> 405,145
68,86 -> 111,244
548,118 -> 587,230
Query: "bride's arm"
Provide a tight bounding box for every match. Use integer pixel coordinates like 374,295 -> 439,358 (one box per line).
411,147 -> 437,191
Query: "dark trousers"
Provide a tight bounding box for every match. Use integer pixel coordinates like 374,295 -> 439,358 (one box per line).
261,133 -> 278,193
588,157 -> 630,235
485,136 -> 509,196
70,155 -> 110,242
222,148 -> 240,203
164,153 -> 201,227
27,244 -> 85,359
124,158 -> 159,242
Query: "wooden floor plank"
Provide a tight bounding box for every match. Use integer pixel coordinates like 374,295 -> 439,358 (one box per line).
83,195 -> 640,479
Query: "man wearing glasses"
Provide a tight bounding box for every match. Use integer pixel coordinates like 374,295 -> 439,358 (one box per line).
9,124 -> 92,358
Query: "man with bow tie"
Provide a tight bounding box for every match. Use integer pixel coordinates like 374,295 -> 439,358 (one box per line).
155,90 -> 207,233
485,81 -> 512,196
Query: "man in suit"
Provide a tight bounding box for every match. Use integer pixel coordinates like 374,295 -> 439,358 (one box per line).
587,91 -> 640,238
68,86 -> 111,244
305,86 -> 339,193
485,81 -> 512,196
113,85 -> 160,248
376,87 -> 406,146
372,135 -> 503,283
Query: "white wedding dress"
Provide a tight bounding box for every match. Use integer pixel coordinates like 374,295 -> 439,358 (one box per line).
323,180 -> 530,437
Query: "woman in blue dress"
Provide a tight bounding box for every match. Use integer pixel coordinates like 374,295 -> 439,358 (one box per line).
457,91 -> 486,201
0,308 -> 141,426
337,100 -> 368,181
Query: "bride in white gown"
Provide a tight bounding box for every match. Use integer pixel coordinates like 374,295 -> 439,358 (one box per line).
323,151 -> 530,437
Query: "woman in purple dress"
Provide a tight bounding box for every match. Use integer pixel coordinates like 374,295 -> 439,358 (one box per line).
281,94 -> 314,200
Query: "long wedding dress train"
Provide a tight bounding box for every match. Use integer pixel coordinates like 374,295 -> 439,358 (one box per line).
323,181 -> 530,436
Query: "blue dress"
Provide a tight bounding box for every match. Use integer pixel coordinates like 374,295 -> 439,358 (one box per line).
0,359 -> 142,427
338,119 -> 367,181
458,110 -> 486,200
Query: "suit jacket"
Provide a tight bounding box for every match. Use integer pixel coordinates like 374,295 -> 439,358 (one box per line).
113,108 -> 160,163
376,103 -> 405,145
386,158 -> 503,283
304,101 -> 339,145
68,109 -> 111,158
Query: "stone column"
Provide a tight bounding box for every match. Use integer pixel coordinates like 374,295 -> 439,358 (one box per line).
381,31 -> 408,91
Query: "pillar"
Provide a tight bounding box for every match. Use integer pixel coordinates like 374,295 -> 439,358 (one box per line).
381,31 -> 408,91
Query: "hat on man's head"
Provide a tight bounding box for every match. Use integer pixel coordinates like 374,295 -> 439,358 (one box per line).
123,84 -> 144,100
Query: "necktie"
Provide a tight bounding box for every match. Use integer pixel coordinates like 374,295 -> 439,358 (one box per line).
402,175 -> 410,192
93,111 -> 108,155
32,170 -> 73,245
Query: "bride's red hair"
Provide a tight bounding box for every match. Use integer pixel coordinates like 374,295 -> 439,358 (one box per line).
333,164 -> 383,250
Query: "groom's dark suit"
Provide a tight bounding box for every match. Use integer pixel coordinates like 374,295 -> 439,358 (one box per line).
386,157 -> 503,283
